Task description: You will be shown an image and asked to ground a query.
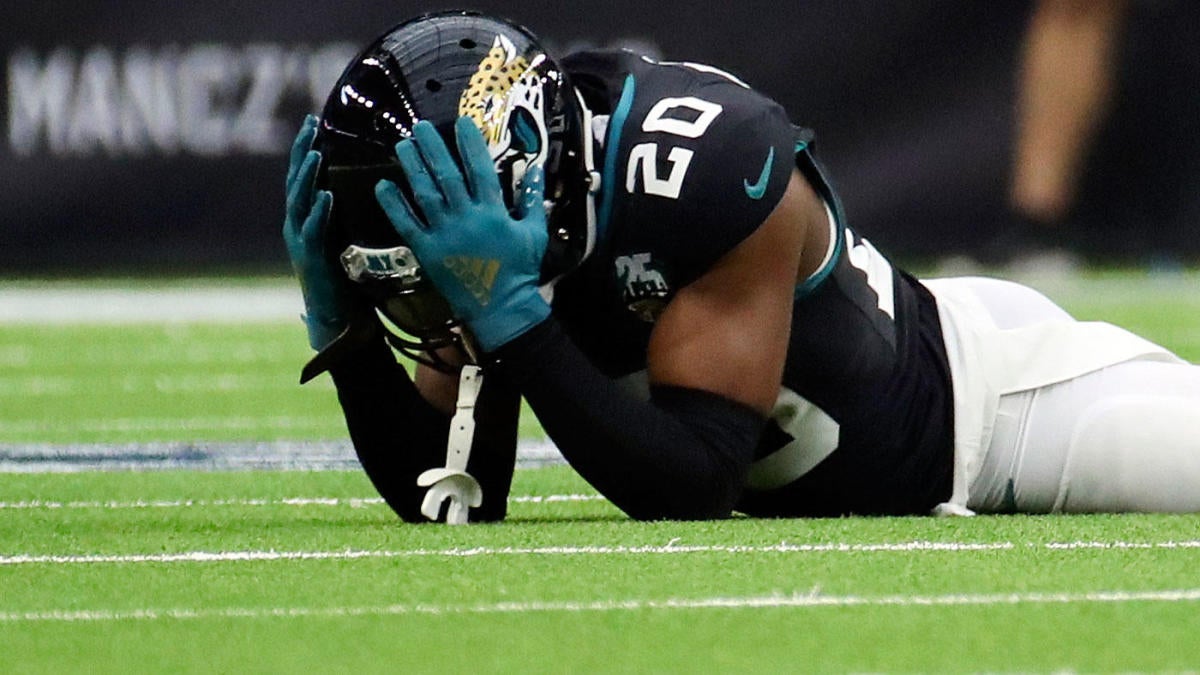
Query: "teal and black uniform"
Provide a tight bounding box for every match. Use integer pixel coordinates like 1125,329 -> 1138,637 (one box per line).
333,49 -> 955,520
546,50 -> 955,516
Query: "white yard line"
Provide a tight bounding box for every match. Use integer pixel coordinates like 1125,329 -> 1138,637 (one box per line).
3,588 -> 1199,623
3,539 -> 1200,566
0,494 -> 604,510
0,439 -> 566,472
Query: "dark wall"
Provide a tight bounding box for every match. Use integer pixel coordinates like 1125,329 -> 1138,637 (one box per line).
2,1 -> 1196,273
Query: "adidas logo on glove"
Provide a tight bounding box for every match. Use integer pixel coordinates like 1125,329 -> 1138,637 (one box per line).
444,256 -> 501,306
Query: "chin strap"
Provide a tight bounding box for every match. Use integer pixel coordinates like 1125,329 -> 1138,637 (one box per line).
416,365 -> 484,524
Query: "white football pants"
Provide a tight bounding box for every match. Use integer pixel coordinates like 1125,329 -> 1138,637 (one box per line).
959,277 -> 1200,513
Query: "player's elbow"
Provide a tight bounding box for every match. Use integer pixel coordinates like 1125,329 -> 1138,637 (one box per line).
622,490 -> 739,521
617,469 -> 745,521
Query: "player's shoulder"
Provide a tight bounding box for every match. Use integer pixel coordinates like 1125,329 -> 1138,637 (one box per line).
612,53 -> 796,203
565,49 -> 786,125
569,50 -> 799,287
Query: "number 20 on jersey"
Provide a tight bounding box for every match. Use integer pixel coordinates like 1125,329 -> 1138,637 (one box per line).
626,97 -> 723,200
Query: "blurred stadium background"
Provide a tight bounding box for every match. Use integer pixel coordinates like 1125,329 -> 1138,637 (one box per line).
3,0 -> 1199,276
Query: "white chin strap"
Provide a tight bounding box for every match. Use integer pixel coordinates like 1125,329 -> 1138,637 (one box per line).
417,365 -> 484,524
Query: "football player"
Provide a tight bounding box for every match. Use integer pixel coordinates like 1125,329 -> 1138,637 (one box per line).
283,11 -> 1200,523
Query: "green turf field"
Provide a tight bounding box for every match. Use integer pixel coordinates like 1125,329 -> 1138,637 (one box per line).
2,271 -> 1200,672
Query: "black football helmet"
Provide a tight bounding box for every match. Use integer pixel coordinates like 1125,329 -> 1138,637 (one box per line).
313,10 -> 597,370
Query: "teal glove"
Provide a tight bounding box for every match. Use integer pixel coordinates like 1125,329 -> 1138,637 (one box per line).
374,117 -> 551,352
282,115 -> 348,351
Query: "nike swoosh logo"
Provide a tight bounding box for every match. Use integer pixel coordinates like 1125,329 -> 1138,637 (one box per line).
743,146 -> 775,200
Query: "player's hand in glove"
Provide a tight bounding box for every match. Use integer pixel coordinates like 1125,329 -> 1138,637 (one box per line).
374,117 -> 551,353
282,115 -> 349,351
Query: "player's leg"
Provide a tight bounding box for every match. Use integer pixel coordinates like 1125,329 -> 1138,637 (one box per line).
946,275 -> 1069,512
972,359 -> 1200,513
948,276 -> 1075,328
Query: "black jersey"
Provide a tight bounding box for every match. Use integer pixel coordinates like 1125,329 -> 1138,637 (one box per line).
555,50 -> 955,516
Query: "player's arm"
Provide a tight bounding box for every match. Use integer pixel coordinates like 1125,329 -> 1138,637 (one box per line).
649,169 -> 823,414
375,116 -> 824,519
284,116 -> 518,523
328,340 -> 519,523
490,171 -> 826,519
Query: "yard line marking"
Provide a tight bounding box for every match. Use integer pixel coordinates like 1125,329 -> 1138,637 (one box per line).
1043,540 -> 1200,550
5,539 -> 1200,566
4,588 -> 1200,623
0,543 -> 1012,565
511,494 -> 606,504
0,494 -> 604,510
0,439 -> 566,473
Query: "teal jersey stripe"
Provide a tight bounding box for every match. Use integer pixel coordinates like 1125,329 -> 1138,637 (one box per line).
794,222 -> 843,299
596,75 -> 637,245
794,142 -> 844,299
